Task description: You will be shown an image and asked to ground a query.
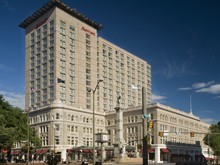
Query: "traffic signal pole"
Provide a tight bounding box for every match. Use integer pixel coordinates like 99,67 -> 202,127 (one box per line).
142,87 -> 148,165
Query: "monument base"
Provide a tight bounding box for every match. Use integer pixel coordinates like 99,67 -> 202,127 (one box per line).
114,157 -> 142,164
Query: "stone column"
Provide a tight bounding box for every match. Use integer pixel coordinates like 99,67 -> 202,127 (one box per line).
113,96 -> 127,159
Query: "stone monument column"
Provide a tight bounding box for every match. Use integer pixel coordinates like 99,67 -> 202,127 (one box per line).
113,96 -> 127,160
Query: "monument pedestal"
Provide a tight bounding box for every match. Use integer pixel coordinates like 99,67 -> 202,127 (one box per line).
113,143 -> 127,163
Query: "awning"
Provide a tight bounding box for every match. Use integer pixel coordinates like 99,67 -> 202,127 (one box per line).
41,149 -> 49,154
14,150 -> 21,155
148,148 -> 155,153
160,148 -> 170,153
205,157 -> 214,161
66,149 -> 73,154
82,149 -> 90,153
35,149 -> 42,154
82,149 -> 88,153
11,150 -> 22,155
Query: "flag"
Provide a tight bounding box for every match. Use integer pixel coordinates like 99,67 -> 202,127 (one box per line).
57,78 -> 65,84
31,87 -> 35,93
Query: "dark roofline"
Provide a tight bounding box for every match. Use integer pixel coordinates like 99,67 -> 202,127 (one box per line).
19,0 -> 103,30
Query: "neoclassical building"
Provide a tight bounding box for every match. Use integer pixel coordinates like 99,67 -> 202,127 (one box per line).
105,103 -> 213,163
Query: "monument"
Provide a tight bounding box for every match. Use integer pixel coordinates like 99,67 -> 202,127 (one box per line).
113,96 -> 127,162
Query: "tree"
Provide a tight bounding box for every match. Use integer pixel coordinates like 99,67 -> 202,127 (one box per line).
203,122 -> 220,156
0,95 -> 41,154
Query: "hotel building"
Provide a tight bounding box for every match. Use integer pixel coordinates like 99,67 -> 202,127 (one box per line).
19,0 -> 151,162
18,0 -> 212,163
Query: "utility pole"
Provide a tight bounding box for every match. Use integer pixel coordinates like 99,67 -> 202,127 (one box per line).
142,87 -> 148,165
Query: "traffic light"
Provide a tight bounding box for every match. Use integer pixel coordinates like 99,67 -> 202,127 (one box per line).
158,131 -> 164,137
149,121 -> 153,129
190,131 -> 195,137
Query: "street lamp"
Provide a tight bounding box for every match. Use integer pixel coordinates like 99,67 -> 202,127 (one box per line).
87,79 -> 103,165
26,107 -> 31,165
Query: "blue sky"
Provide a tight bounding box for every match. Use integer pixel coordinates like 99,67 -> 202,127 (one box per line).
0,0 -> 219,124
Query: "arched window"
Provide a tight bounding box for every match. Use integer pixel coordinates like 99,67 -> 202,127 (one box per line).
75,115 -> 79,122
100,120 -> 104,125
107,120 -> 110,125
67,114 -> 71,120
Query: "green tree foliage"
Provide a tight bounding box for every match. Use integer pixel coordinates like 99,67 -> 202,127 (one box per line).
0,95 -> 41,153
203,122 -> 220,156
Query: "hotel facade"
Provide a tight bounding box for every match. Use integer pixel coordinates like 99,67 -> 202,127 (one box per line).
18,0 -> 211,163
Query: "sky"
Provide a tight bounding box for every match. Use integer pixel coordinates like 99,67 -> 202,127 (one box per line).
0,0 -> 220,124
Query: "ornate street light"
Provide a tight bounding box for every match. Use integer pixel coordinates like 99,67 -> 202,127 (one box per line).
87,79 -> 103,165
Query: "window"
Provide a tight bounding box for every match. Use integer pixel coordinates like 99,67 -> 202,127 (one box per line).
55,136 -> 60,145
50,20 -> 54,26
55,113 -> 60,119
55,124 -> 59,131
70,32 -> 75,39
69,25 -> 75,31
60,20 -> 66,27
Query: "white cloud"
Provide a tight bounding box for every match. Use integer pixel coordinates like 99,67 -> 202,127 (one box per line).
161,61 -> 189,79
178,81 -> 219,95
192,81 -> 215,89
152,93 -> 166,102
177,87 -> 191,91
0,91 -> 25,109
195,84 -> 220,94
200,118 -> 217,125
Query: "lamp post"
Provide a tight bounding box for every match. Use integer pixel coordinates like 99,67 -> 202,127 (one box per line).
26,107 -> 31,165
87,79 -> 103,165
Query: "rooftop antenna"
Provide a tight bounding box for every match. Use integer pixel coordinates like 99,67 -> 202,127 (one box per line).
190,95 -> 193,114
